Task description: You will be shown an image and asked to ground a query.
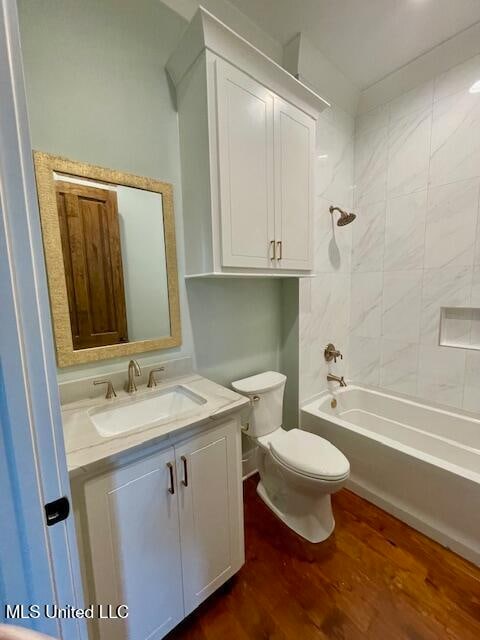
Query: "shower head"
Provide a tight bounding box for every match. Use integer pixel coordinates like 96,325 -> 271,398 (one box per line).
337,212 -> 356,226
329,205 -> 356,226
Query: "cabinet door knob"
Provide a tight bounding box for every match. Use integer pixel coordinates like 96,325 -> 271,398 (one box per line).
167,462 -> 175,495
181,455 -> 188,487
277,240 -> 282,260
270,239 -> 276,261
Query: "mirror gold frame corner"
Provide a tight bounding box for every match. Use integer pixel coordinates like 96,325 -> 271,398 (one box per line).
33,151 -> 181,367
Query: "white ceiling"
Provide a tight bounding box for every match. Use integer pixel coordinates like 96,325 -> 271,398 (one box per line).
226,0 -> 480,88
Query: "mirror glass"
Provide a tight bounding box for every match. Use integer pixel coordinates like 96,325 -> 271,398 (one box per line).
54,173 -> 170,349
34,153 -> 181,367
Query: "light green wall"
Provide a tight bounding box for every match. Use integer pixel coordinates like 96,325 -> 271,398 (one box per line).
280,279 -> 299,427
186,278 -> 281,386
18,0 -> 287,388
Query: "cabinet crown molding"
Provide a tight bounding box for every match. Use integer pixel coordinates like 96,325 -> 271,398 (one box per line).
166,6 -> 329,120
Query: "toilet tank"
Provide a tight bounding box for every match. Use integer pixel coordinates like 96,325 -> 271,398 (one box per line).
232,371 -> 286,437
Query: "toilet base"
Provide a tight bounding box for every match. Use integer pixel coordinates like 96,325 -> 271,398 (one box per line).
256,479 -> 335,543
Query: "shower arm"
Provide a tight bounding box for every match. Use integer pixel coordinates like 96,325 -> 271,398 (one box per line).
330,206 -> 347,216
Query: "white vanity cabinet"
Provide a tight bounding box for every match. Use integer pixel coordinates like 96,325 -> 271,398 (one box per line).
82,446 -> 184,640
74,418 -> 244,640
175,421 -> 243,614
167,8 -> 327,278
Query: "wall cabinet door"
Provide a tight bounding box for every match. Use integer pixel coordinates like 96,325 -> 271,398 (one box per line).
176,420 -> 244,615
83,447 -> 184,640
216,60 -> 275,269
274,96 -> 314,270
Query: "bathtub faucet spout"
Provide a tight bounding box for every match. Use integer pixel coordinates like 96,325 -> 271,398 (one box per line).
327,374 -> 347,388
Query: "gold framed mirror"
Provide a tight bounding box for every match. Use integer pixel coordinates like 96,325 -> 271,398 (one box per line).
33,152 -> 181,367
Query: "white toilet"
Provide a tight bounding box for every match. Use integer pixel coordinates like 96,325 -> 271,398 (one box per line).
232,371 -> 350,543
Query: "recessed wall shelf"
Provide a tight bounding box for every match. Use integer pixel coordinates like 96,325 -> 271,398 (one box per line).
439,306 -> 480,351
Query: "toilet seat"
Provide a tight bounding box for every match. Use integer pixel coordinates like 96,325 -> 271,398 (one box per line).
268,429 -> 350,481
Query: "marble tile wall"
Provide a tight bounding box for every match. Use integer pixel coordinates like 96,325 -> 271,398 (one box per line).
350,54 -> 480,412
299,105 -> 355,402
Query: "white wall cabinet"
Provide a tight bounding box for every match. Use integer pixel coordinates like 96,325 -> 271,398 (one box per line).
74,418 -> 244,640
216,61 -> 275,270
273,96 -> 315,271
216,61 -> 315,273
167,8 -> 327,278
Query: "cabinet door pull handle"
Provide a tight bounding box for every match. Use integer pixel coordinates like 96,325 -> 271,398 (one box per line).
181,456 -> 188,487
277,240 -> 282,260
167,462 -> 175,495
270,239 -> 276,261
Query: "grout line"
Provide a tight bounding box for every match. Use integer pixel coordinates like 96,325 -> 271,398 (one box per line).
462,182 -> 480,409
413,91 -> 435,399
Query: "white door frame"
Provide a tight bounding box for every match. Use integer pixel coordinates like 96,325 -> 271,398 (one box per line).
0,0 -> 85,637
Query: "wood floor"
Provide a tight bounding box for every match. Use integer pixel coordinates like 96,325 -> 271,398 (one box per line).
167,476 -> 480,640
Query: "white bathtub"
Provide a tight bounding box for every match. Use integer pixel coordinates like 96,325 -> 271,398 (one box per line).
301,385 -> 480,566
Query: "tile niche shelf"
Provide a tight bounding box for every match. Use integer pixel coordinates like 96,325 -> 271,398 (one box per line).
439,306 -> 480,351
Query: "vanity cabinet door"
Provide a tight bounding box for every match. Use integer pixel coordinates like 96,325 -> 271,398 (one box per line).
176,419 -> 244,615
273,96 -> 314,270
216,59 -> 276,269
83,447 -> 184,640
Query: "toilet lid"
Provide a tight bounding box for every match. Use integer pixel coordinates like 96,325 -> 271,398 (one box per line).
232,371 -> 286,394
269,429 -> 350,480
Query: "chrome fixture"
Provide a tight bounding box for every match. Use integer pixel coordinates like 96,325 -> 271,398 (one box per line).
324,343 -> 343,363
329,205 -> 356,226
93,379 -> 116,399
147,366 -> 165,388
126,359 -> 141,393
327,373 -> 347,388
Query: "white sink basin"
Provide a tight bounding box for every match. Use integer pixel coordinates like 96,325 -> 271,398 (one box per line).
89,385 -> 207,437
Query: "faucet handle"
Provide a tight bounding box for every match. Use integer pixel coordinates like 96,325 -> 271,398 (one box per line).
147,367 -> 165,388
93,379 -> 117,399
324,343 -> 343,363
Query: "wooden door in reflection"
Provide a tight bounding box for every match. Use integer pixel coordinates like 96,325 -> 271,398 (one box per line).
56,180 -> 128,349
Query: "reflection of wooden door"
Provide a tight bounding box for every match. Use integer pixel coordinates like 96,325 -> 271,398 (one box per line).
55,180 -> 128,349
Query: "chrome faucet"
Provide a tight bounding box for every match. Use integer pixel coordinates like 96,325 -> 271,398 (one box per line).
126,359 -> 141,393
327,373 -> 347,388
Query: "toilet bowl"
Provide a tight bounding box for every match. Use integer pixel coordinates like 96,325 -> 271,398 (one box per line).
232,371 -> 349,543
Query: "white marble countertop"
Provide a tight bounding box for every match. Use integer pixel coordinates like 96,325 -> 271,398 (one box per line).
63,373 -> 249,474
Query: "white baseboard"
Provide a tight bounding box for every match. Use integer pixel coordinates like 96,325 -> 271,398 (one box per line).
242,468 -> 258,481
